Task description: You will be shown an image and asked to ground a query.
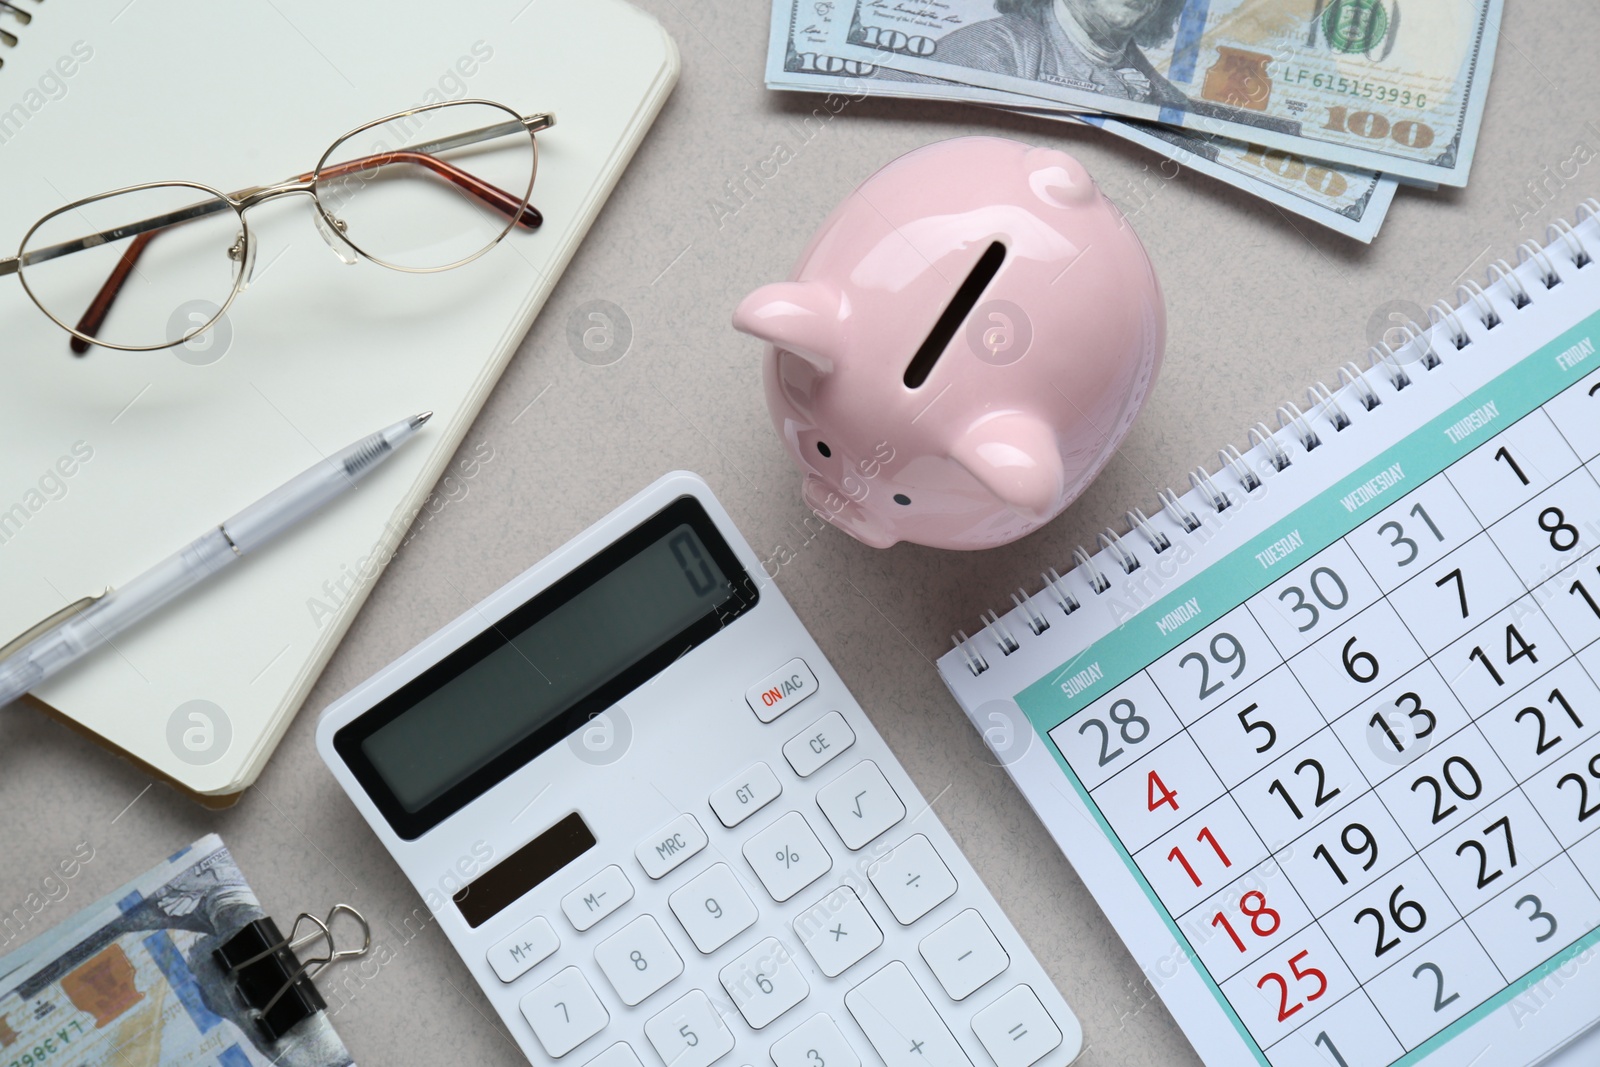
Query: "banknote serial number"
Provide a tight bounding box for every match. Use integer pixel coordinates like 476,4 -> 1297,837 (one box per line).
1285,68 -> 1428,109
7,1020 -> 84,1067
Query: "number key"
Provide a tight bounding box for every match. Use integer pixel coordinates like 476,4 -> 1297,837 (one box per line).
595,915 -> 684,1006
669,862 -> 758,954
520,966 -> 609,1058
770,1013 -> 860,1067
644,989 -> 735,1067
719,936 -> 810,1029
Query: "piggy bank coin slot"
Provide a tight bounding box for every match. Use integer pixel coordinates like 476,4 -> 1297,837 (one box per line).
903,240 -> 1007,389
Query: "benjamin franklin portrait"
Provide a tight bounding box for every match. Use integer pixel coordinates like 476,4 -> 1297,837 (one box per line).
935,0 -> 1191,105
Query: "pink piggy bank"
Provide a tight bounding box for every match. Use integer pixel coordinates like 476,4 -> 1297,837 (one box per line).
732,136 -> 1165,550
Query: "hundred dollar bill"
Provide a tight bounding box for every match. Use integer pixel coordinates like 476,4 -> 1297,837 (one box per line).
825,0 -> 1501,186
0,835 -> 356,1067
768,0 -> 1396,240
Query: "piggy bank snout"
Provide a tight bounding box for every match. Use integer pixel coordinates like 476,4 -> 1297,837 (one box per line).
802,473 -> 896,549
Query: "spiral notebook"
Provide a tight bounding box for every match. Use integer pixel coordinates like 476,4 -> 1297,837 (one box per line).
939,201 -> 1600,1067
0,0 -> 676,799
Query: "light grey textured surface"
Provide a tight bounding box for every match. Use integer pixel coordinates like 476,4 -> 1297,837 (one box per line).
2,3 -> 1596,1064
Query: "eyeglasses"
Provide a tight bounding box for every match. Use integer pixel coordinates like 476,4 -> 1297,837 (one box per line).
1,99 -> 553,353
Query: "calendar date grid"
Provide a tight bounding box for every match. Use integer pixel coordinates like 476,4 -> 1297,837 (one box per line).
1047,375 -> 1600,1067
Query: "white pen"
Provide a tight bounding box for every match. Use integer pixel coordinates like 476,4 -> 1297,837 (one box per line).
0,412 -> 433,709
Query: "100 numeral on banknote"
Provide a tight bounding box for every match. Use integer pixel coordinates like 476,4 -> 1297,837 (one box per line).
831,0 -> 1502,186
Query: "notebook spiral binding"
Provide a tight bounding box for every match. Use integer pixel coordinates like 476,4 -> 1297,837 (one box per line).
0,0 -> 41,70
951,197 -> 1600,678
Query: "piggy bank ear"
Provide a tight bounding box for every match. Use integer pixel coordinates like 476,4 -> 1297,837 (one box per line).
731,281 -> 841,372
1026,145 -> 1098,208
949,413 -> 1065,521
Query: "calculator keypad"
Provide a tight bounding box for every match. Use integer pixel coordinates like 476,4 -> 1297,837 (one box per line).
483,657 -> 1074,1067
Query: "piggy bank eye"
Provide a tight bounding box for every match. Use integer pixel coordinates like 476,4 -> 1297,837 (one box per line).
816,441 -> 832,458
893,494 -> 911,506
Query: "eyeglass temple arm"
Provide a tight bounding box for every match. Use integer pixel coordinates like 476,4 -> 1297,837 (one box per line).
64,143 -> 545,353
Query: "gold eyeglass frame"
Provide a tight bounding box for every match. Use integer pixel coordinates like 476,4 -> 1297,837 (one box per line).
0,98 -> 555,353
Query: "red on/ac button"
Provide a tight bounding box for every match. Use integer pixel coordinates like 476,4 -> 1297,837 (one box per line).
745,658 -> 819,723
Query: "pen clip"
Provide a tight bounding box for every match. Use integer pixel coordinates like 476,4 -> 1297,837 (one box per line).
0,591 -> 109,660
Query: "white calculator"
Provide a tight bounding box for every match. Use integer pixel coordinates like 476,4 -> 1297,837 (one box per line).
317,471 -> 1083,1067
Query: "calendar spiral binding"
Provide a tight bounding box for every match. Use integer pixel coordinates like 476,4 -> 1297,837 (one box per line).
0,0 -> 41,70
951,197 -> 1600,678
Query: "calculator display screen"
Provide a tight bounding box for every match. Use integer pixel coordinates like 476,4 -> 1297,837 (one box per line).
336,496 -> 756,839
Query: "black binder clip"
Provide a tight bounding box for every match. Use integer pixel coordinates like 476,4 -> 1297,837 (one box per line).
214,904 -> 371,1042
